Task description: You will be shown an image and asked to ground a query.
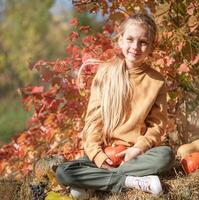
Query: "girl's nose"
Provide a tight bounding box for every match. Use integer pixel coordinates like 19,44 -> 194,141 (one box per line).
131,41 -> 140,50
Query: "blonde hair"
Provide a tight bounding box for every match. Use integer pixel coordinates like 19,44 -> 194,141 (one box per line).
79,13 -> 157,144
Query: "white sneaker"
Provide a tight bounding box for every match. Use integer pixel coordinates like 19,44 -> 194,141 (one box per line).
126,175 -> 163,195
70,187 -> 93,200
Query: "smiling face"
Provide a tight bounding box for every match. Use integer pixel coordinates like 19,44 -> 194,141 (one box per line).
118,22 -> 153,69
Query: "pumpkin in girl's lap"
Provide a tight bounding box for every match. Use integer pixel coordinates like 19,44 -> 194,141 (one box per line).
104,145 -> 126,167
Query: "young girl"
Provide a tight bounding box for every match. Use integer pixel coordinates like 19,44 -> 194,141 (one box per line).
56,13 -> 175,199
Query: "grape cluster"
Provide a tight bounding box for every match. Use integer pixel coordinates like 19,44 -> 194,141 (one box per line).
30,182 -> 47,200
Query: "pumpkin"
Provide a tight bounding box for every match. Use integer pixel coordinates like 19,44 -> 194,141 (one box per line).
104,145 -> 126,167
192,139 -> 199,148
181,152 -> 199,174
177,139 -> 199,158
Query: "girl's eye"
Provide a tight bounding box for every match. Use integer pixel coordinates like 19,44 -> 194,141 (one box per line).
140,41 -> 148,45
127,38 -> 133,41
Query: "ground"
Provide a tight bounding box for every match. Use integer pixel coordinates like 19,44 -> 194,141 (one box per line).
0,161 -> 199,200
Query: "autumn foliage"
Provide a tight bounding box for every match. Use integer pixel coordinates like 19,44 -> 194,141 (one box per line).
0,0 -> 198,179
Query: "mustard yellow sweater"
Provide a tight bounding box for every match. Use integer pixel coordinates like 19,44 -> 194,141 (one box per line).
82,63 -> 167,168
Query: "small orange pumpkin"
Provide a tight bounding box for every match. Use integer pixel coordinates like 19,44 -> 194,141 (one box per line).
181,152 -> 199,174
104,145 -> 126,167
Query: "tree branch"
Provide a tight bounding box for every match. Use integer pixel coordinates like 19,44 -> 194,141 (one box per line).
72,0 -> 97,6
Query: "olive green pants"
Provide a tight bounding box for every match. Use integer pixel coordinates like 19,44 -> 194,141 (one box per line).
56,146 -> 175,193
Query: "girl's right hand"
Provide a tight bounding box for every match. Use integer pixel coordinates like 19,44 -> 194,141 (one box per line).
101,158 -> 114,170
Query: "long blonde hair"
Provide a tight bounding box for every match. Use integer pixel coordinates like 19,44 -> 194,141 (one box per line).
79,13 -> 157,143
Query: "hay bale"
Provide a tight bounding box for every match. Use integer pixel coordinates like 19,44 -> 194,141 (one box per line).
0,178 -> 22,200
0,162 -> 198,200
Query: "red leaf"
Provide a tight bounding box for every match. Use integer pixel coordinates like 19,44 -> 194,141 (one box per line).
178,63 -> 190,74
69,31 -> 79,41
82,52 -> 93,63
41,68 -> 54,82
66,44 -> 80,56
28,117 -> 39,126
30,60 -> 51,71
82,35 -> 96,46
69,18 -> 78,25
72,46 -> 80,55
72,60 -> 82,70
54,63 -> 67,73
22,96 -> 33,111
52,77 -> 61,86
100,48 -> 116,61
66,44 -> 74,54
31,86 -> 44,94
79,25 -> 90,32
49,99 -> 63,111
103,24 -> 114,34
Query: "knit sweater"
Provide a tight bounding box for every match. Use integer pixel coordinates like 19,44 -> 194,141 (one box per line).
82,63 -> 168,168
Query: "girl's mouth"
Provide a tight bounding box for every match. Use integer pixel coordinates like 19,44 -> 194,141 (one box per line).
128,52 -> 141,56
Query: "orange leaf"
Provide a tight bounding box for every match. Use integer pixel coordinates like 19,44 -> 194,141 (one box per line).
0,160 -> 7,174
20,163 -> 32,175
109,12 -> 126,21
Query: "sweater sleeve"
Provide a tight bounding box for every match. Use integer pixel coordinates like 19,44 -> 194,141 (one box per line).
82,70 -> 108,168
134,83 -> 168,152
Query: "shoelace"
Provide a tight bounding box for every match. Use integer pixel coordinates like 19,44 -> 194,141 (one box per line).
133,177 -> 152,193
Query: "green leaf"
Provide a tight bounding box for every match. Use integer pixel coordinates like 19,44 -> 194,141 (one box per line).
45,191 -> 72,200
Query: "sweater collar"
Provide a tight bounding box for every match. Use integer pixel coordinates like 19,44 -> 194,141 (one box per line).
126,62 -> 149,75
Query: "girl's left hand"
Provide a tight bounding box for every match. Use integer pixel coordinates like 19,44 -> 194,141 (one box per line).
116,146 -> 142,165
101,158 -> 114,170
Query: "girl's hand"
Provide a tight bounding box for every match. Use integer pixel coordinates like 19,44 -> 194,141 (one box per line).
101,158 -> 114,170
116,146 -> 142,165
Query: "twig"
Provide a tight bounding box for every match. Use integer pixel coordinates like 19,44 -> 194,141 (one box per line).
118,7 -> 131,16
72,0 -> 97,6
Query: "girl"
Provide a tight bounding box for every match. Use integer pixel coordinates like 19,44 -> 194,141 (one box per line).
56,13 -> 175,199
